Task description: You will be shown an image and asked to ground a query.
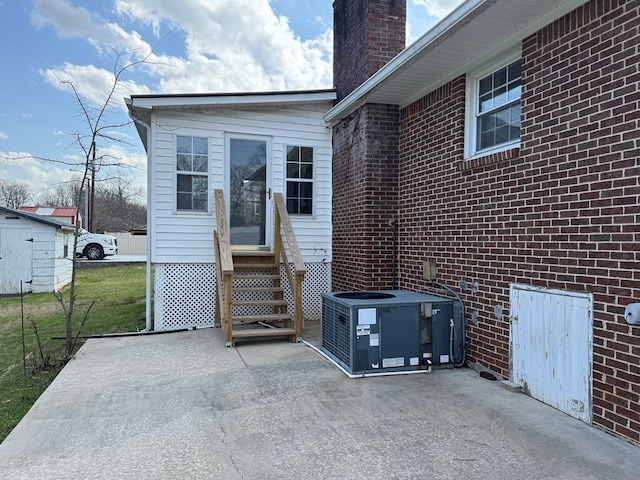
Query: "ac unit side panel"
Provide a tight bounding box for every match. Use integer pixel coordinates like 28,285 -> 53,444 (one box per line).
321,297 -> 353,371
431,301 -> 455,369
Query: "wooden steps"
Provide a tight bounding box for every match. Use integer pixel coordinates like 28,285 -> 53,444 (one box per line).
227,251 -> 295,346
213,189 -> 305,348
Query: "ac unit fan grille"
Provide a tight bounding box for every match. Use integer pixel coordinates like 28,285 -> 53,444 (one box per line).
321,298 -> 351,366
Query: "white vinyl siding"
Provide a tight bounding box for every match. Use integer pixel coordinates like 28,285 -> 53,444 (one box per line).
148,104 -> 333,265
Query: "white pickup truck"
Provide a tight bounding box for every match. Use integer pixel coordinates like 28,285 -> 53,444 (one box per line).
75,228 -> 118,260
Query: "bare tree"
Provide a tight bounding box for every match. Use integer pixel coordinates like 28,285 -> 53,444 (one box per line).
50,50 -> 152,360
0,180 -> 33,208
37,179 -> 83,208
93,173 -> 146,232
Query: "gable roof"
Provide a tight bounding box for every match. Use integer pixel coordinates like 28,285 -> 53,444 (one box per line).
0,206 -> 76,231
325,0 -> 590,124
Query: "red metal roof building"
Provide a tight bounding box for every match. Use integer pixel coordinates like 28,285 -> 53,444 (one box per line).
17,206 -> 81,227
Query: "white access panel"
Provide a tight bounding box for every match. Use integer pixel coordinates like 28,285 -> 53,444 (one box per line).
510,284 -> 593,423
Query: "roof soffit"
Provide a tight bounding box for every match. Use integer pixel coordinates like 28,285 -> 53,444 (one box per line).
325,0 -> 590,123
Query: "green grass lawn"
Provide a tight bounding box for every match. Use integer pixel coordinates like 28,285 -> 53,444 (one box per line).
0,263 -> 147,443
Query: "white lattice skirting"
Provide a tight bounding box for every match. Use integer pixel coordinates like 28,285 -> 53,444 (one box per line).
153,262 -> 331,331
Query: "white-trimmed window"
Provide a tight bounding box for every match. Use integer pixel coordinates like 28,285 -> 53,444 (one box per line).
286,146 -> 313,215
176,135 -> 209,212
466,54 -> 522,158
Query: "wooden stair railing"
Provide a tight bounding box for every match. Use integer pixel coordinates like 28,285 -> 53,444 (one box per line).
273,192 -> 306,342
213,190 -> 234,346
213,189 -> 306,346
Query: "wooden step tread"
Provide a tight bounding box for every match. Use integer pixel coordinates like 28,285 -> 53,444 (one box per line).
231,313 -> 291,322
232,327 -> 296,338
233,274 -> 280,280
232,251 -> 275,257
234,263 -> 279,270
233,300 -> 288,306
234,287 -> 284,293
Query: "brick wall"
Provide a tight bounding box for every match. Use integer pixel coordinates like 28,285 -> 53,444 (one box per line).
333,0 -> 406,101
332,103 -> 400,291
397,0 -> 640,443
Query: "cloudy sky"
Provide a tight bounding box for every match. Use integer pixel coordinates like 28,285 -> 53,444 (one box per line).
0,0 -> 464,204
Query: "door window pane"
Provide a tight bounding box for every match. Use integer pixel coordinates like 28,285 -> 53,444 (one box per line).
229,138 -> 267,245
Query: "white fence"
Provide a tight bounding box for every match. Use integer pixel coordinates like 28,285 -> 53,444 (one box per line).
107,233 -> 147,256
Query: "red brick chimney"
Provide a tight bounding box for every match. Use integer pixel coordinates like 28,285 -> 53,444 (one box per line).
333,0 -> 406,101
331,0 -> 406,292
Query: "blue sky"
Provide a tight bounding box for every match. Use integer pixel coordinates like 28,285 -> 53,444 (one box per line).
0,0 -> 463,203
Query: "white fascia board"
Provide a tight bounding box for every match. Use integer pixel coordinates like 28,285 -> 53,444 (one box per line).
128,90 -> 336,110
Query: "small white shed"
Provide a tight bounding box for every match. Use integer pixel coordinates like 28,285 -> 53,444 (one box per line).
0,206 -> 75,295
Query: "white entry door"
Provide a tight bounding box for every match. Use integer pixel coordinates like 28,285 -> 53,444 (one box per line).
0,228 -> 33,294
226,135 -> 272,249
510,284 -> 593,423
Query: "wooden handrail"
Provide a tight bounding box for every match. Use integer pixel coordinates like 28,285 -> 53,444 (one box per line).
213,189 -> 234,346
214,189 -> 234,275
274,192 -> 306,340
273,193 -> 306,276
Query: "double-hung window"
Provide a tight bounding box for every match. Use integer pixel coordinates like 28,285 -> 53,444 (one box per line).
176,135 -> 208,212
286,146 -> 313,215
467,56 -> 522,158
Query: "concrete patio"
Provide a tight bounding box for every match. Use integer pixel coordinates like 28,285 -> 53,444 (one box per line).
0,324 -> 638,479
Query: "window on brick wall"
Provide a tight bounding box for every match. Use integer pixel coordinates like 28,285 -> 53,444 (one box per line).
286,146 -> 313,215
466,52 -> 521,159
176,135 -> 209,212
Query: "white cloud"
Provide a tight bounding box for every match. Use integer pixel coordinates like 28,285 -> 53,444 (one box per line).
0,146 -> 147,199
31,0 -> 97,38
33,0 -> 333,98
31,0 -> 152,57
40,62 -> 152,114
0,151 -> 79,192
90,143 -> 148,195
117,0 -> 333,92
105,129 -> 131,139
411,0 -> 465,19
407,0 -> 466,45
0,132 -> 7,139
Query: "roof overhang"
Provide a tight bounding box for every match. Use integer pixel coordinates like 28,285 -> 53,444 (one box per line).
0,206 -> 76,232
325,0 -> 590,124
127,89 -> 336,113
126,89 -> 336,151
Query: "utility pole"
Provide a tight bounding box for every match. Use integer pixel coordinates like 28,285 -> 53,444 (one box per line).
89,141 -> 96,232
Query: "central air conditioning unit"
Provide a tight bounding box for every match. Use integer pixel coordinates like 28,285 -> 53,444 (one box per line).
321,290 -> 460,376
